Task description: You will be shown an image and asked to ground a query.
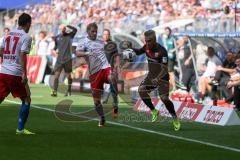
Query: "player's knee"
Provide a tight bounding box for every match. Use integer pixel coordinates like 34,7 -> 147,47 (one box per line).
94,100 -> 101,107
23,96 -> 31,104
54,72 -> 61,79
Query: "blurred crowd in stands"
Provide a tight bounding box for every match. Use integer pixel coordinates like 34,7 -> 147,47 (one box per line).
1,0 -> 240,35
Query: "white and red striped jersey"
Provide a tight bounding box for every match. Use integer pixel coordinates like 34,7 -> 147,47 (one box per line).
76,37 -> 110,75
0,29 -> 32,76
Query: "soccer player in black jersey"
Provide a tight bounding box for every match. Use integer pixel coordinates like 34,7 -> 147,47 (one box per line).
132,30 -> 180,131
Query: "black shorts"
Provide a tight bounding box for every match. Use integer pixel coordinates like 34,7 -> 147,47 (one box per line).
140,76 -> 169,97
168,59 -> 175,72
54,60 -> 72,73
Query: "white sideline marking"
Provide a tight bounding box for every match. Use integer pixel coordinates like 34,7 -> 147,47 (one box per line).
31,95 -> 43,98
5,99 -> 240,153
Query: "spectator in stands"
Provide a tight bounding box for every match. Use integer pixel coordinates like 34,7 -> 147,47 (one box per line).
42,32 -> 57,83
198,47 -> 222,102
0,27 -> 10,47
36,31 -> 48,56
227,56 -> 240,111
0,27 -> 10,61
2,0 -> 238,35
212,51 -> 236,101
46,32 -> 57,68
163,27 -> 176,91
195,43 -> 208,75
36,31 -> 49,81
178,36 -> 195,92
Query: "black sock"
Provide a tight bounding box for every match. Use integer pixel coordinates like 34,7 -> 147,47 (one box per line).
142,98 -> 155,111
53,78 -> 59,92
113,107 -> 118,113
95,104 -> 105,119
139,87 -> 155,111
162,99 -> 177,118
68,78 -> 72,93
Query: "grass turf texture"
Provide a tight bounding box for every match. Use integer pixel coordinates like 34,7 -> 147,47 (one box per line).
0,84 -> 240,160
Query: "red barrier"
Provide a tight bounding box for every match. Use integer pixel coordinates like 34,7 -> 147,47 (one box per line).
27,55 -> 47,84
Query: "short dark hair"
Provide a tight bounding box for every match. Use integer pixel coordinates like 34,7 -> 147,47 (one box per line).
18,13 -> 32,26
144,30 -> 156,38
207,46 -> 215,55
39,31 -> 47,37
208,46 -> 215,52
236,54 -> 240,60
165,27 -> 172,33
103,28 -> 111,35
86,22 -> 98,32
3,27 -> 10,32
227,50 -> 234,54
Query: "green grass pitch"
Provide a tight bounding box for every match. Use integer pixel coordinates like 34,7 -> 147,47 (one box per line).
0,84 -> 240,160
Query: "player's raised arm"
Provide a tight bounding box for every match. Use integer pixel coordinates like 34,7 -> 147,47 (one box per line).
66,25 -> 77,38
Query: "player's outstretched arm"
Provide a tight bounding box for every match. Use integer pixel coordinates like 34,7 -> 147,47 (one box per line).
120,40 -> 145,56
217,66 -> 237,74
75,40 -> 89,57
132,47 -> 145,56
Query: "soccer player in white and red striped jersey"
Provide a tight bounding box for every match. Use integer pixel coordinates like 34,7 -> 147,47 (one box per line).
0,13 -> 34,135
76,23 -> 117,127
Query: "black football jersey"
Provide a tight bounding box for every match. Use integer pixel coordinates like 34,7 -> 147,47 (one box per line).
133,43 -> 169,80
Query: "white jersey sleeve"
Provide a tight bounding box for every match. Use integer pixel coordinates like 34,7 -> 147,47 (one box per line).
76,38 -> 90,55
76,39 -> 86,52
21,35 -> 32,54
